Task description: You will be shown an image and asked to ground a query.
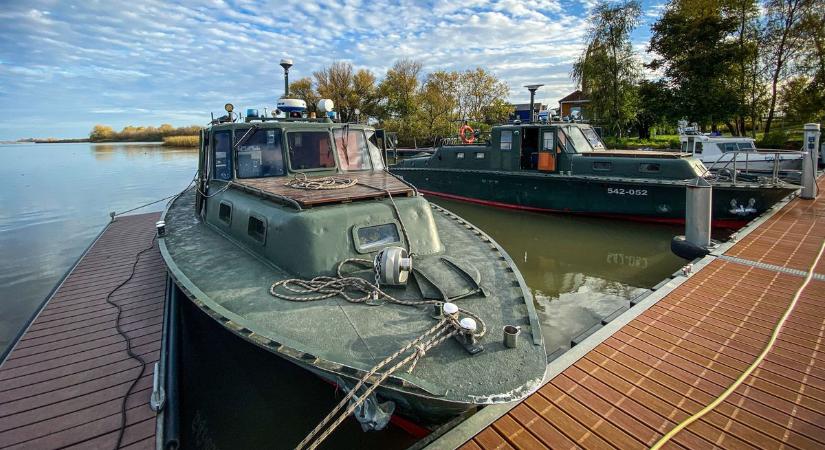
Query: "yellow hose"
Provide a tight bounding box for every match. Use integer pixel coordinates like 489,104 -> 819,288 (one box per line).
650,238 -> 825,450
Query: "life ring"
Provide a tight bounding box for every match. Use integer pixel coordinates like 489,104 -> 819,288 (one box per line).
459,124 -> 475,144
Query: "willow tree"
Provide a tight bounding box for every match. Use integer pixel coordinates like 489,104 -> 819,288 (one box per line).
572,0 -> 642,138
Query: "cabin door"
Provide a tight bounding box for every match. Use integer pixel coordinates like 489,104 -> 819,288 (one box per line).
537,129 -> 557,172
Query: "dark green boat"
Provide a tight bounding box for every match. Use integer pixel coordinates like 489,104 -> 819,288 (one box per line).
389,122 -> 798,228
158,104 -> 547,428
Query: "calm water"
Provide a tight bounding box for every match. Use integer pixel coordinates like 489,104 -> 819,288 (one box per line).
0,142 -> 197,354
0,142 -> 687,448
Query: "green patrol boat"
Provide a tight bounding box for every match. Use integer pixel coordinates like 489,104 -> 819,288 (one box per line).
158,101 -> 547,430
389,121 -> 798,228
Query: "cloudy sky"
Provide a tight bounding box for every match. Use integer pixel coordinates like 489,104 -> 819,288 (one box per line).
0,0 -> 664,140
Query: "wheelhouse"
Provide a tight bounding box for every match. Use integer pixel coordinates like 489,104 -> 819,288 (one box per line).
200,122 -> 387,183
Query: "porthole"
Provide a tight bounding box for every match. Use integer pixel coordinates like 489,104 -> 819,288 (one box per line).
218,202 -> 232,224
248,216 -> 266,243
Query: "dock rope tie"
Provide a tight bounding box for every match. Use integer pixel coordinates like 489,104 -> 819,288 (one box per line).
270,259 -> 486,450
285,173 -> 357,190
650,237 -> 825,450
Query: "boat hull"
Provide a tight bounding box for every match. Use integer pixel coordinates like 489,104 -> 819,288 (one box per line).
389,168 -> 796,228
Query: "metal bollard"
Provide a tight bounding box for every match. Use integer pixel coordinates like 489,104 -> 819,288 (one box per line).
801,123 -> 821,199
685,177 -> 712,248
503,325 -> 521,348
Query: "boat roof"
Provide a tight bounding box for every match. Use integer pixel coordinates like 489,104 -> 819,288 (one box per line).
232,172 -> 414,208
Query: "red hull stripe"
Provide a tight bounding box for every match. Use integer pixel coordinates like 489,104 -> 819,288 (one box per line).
418,189 -> 748,229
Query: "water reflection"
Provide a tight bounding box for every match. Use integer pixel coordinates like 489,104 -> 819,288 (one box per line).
0,142 -> 198,354
427,197 -> 687,352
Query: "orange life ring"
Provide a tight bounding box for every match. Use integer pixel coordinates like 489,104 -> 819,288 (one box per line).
459,124 -> 475,144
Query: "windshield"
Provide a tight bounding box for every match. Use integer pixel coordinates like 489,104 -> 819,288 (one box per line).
365,130 -> 386,170
334,128 -> 372,171
287,131 -> 335,170
581,128 -> 605,149
563,126 -> 597,152
236,128 -> 285,178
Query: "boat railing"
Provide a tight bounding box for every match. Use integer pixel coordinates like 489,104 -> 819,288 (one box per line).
702,148 -> 805,185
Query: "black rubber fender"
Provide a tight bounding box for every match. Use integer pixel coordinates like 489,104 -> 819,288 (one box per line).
671,235 -> 711,260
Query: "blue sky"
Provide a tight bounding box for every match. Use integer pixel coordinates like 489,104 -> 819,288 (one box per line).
0,0 -> 664,140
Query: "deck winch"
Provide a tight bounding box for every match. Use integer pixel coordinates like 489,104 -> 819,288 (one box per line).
374,246 -> 412,286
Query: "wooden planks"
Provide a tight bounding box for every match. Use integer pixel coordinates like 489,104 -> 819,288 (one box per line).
0,213 -> 165,450
463,177 -> 825,450
233,171 -> 414,207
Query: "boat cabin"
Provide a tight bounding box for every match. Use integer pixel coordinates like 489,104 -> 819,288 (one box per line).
397,122 -> 706,180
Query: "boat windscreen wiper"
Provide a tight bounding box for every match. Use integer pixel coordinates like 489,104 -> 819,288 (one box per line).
233,124 -> 259,150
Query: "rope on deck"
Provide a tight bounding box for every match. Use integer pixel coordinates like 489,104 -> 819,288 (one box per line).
651,237 -> 825,450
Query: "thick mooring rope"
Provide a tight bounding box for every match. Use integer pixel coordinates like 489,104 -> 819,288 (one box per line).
285,173 -> 357,190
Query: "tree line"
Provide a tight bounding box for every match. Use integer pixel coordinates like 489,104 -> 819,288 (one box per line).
575,0 -> 824,141
89,124 -> 202,142
288,59 -> 511,147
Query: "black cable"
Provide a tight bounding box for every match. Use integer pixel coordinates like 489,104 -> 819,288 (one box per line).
107,233 -> 158,449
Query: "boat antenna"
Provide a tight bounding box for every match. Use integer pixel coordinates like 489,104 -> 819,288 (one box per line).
525,84 -> 543,123
280,58 -> 293,97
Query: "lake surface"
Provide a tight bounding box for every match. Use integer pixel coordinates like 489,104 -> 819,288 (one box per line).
0,142 -> 197,354
0,142 -> 688,448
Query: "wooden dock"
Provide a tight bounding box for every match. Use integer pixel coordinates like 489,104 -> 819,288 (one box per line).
0,213 -> 165,449
437,177 -> 825,450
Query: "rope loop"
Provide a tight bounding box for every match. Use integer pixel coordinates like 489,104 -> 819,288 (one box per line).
285,173 -> 357,190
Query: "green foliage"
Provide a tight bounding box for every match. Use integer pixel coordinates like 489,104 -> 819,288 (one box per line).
89,124 -> 201,142
758,130 -> 790,148
602,135 -> 681,149
572,0 -> 642,137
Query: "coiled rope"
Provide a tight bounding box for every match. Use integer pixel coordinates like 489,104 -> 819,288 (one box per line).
285,173 -> 358,190
270,258 -> 486,336
650,237 -> 825,450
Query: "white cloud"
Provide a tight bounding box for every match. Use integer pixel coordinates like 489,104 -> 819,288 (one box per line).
0,0 -> 661,139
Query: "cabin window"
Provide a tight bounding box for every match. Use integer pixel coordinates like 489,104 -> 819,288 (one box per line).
737,142 -> 755,150
356,223 -> 400,251
475,152 -> 485,159
582,128 -> 605,149
500,131 -> 513,150
247,216 -> 266,243
334,128 -> 372,171
695,142 -> 703,154
723,143 -> 738,153
235,129 -> 285,178
639,163 -> 661,173
364,130 -> 386,170
592,161 -> 612,171
287,131 -> 335,170
213,131 -> 233,180
542,131 -> 554,151
218,202 -> 232,224
456,152 -> 465,159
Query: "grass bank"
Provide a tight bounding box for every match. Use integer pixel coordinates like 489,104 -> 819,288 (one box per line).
162,135 -> 199,147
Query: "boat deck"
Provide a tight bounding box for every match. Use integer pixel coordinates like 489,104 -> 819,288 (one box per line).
446,176 -> 825,449
232,171 -> 414,207
0,213 -> 165,449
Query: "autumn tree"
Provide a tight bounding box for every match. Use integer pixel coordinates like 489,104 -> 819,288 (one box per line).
573,0 -> 642,137
288,77 -> 319,114
416,70 -> 460,141
89,125 -> 115,141
456,68 -> 510,123
762,0 -> 817,134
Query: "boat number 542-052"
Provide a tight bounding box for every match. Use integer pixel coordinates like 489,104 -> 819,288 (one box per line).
607,187 -> 648,196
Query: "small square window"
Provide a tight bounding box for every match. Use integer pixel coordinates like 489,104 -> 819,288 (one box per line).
542,131 -> 554,151
475,152 -> 485,159
248,216 -> 266,243
639,163 -> 660,173
500,130 -> 513,150
456,152 -> 465,159
218,202 -> 232,224
593,161 -> 612,171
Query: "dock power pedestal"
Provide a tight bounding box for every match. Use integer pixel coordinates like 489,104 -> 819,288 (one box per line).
802,123 -> 821,199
